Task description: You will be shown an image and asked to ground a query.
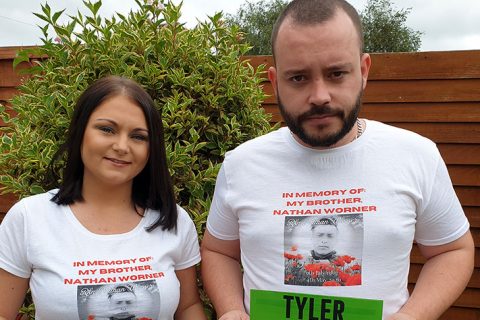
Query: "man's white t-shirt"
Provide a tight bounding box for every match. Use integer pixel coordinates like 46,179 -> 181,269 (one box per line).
207,120 -> 469,319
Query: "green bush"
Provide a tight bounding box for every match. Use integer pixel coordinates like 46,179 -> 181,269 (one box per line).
0,0 -> 273,318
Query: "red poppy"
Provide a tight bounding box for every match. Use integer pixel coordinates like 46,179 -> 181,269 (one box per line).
337,270 -> 350,282
284,252 -> 296,260
285,274 -> 295,281
345,274 -> 362,286
323,281 -> 341,286
304,263 -> 325,272
351,264 -> 361,271
285,252 -> 304,260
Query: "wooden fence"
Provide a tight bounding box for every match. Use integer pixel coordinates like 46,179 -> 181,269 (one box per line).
1,47 -> 479,319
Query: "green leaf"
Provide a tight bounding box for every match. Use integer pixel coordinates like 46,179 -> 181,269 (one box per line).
13,50 -> 30,70
33,12 -> 51,24
29,184 -> 45,195
93,1 -> 102,15
52,9 -> 66,23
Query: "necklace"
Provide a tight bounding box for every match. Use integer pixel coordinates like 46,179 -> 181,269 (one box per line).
355,118 -> 364,140
288,118 -> 365,144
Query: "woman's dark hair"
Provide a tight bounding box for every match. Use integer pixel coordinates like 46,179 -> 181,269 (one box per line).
47,75 -> 177,231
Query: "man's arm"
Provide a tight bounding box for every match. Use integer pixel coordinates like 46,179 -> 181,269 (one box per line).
389,231 -> 474,320
201,230 -> 249,320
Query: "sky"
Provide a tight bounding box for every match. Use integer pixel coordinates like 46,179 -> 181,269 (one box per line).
1,0 -> 479,52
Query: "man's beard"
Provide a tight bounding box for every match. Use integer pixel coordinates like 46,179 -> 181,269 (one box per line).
277,88 -> 363,148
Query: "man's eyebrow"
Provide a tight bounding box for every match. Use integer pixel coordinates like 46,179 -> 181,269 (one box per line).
282,63 -> 355,76
326,63 -> 354,71
283,69 -> 309,77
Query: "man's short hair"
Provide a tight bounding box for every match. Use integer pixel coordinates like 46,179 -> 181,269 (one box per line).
311,216 -> 338,230
271,0 -> 364,56
108,284 -> 136,299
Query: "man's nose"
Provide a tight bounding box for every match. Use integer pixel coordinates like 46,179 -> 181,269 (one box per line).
308,78 -> 332,106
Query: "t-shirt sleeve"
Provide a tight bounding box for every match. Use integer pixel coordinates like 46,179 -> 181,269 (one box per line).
0,200 -> 31,278
206,163 -> 240,240
414,152 -> 470,245
174,207 -> 201,270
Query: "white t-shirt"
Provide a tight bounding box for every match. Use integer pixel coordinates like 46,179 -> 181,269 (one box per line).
207,120 -> 469,319
0,190 -> 201,320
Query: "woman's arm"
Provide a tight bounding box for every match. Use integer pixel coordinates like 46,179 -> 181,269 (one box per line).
174,266 -> 207,320
0,269 -> 29,320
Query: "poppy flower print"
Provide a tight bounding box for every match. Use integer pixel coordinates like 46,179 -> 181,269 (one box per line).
284,214 -> 363,287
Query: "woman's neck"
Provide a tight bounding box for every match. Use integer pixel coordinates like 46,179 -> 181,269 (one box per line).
70,181 -> 143,234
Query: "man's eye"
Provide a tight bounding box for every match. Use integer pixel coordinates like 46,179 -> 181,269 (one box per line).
290,75 -> 306,82
331,71 -> 346,79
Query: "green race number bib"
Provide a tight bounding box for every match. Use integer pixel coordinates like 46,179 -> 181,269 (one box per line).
250,289 -> 383,320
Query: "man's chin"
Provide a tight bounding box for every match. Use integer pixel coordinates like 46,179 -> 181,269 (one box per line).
113,312 -> 134,319
296,132 -> 343,148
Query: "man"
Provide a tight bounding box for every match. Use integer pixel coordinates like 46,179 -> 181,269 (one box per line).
108,285 -> 138,320
310,218 -> 338,261
285,216 -> 363,287
309,217 -> 340,261
201,0 -> 474,319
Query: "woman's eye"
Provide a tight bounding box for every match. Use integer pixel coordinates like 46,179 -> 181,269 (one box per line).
131,134 -> 148,142
98,126 -> 114,134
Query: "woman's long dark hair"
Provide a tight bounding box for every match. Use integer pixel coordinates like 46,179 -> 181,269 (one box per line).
46,76 -> 177,231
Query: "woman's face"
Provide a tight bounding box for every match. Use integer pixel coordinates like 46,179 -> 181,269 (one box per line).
81,95 -> 149,189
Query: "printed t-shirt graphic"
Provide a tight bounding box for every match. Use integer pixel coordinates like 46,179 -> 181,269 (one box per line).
284,214 -> 363,287
68,256 -> 165,319
78,281 -> 160,320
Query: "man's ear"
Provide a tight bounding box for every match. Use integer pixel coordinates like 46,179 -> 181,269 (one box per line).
268,66 -> 278,96
360,53 -> 371,90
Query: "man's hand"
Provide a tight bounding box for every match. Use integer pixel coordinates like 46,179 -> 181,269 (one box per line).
218,310 -> 250,320
388,312 -> 417,320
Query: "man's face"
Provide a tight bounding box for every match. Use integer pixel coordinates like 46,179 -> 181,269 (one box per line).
311,224 -> 339,255
268,10 -> 371,148
109,291 -> 137,319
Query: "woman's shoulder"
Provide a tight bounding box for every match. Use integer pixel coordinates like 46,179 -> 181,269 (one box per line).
174,205 -> 197,233
14,189 -> 59,208
3,190 -> 62,228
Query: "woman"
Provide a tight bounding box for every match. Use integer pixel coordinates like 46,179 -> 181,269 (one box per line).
0,76 -> 207,320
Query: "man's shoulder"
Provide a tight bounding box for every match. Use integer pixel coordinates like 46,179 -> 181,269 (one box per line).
367,120 -> 437,150
226,127 -> 287,157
